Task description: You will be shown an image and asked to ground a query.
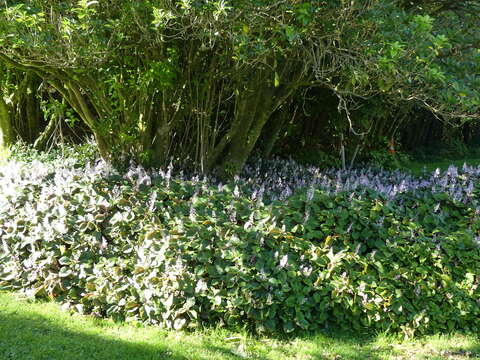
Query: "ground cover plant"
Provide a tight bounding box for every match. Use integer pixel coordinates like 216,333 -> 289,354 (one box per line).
1,0 -> 480,355
1,291 -> 480,360
1,146 -> 480,338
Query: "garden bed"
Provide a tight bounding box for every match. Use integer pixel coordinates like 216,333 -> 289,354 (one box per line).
1,148 -> 480,336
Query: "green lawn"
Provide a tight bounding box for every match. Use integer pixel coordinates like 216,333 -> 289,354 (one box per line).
0,292 -> 479,360
408,157 -> 480,176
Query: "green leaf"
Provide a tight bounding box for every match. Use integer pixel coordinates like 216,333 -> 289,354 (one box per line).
274,72 -> 280,88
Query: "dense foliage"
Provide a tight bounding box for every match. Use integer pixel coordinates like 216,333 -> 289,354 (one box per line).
0,1 -> 479,174
1,147 -> 480,336
1,0 -> 479,342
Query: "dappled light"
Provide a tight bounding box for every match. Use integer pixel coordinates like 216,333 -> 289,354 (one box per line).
1,0 -> 480,358
2,292 -> 479,360
1,148 -> 480,337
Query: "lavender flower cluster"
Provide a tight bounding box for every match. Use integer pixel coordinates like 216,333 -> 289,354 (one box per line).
2,151 -> 480,335
240,158 -> 479,203
1,154 -> 479,206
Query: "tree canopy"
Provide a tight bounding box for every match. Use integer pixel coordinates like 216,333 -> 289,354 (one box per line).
1,0 -> 479,174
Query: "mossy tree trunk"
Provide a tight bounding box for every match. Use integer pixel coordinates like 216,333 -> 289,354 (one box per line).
261,107 -> 292,159
15,72 -> 43,143
208,60 -> 307,178
0,96 -> 13,148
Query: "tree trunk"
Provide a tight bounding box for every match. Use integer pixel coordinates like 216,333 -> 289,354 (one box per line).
212,60 -> 305,178
262,108 -> 291,159
151,121 -> 171,167
24,73 -> 42,143
217,86 -> 275,177
0,96 -> 13,148
33,115 -> 58,150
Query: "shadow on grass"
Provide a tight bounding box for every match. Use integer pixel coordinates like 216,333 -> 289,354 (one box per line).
303,330 -> 385,360
0,310 -> 183,360
0,304 -> 384,360
296,329 -> 480,360
1,304 -> 478,360
0,307 -> 269,360
455,342 -> 480,359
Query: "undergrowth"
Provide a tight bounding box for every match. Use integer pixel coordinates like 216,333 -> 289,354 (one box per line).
1,145 -> 480,337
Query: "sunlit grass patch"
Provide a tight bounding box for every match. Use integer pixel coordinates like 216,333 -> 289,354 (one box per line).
1,291 -> 479,360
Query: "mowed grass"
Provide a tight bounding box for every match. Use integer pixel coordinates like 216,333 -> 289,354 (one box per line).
1,292 -> 479,360
408,157 -> 480,176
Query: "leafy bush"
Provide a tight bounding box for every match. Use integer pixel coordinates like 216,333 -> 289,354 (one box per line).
1,148 -> 480,336
360,149 -> 411,171
7,141 -> 98,166
1,1 -> 479,175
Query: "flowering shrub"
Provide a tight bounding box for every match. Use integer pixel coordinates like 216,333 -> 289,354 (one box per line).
1,147 -> 480,336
